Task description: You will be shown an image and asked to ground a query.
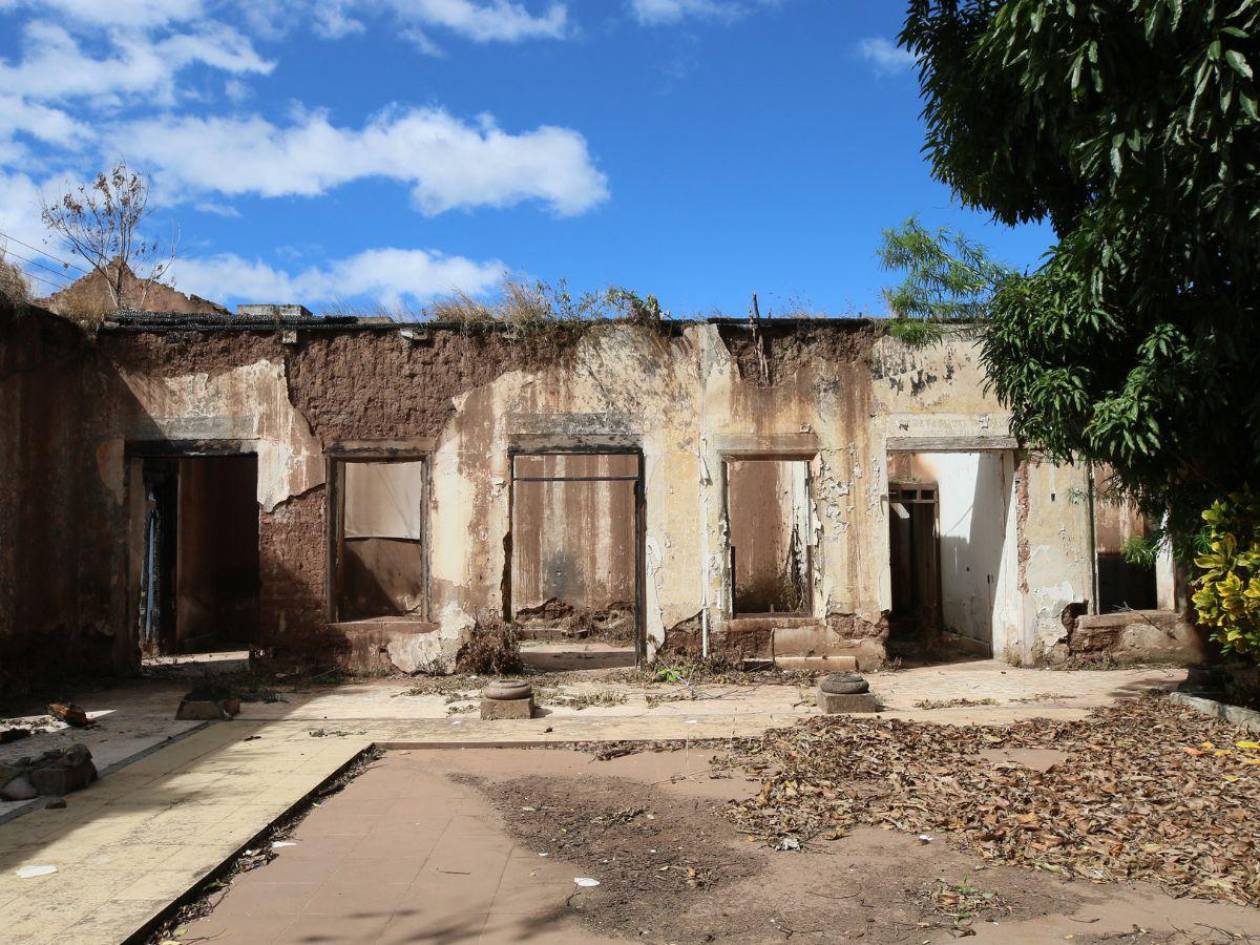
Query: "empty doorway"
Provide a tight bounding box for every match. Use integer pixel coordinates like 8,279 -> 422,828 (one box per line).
510,451 -> 642,668
138,454 -> 260,656
888,481 -> 941,644
887,450 -> 1018,659
1091,464 -> 1158,612
726,458 -> 813,616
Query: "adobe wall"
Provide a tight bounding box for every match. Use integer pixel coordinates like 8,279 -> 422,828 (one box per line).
0,303 -> 97,698
78,320 -> 1103,673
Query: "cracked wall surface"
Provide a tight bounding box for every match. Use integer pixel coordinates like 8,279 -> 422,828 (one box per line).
4,316 -> 1130,685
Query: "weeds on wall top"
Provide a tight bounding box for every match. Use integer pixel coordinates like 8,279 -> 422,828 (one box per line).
423,279 -> 670,359
0,248 -> 29,307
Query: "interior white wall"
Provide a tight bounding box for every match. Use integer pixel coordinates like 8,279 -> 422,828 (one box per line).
908,451 -> 1019,655
1155,545 -> 1177,611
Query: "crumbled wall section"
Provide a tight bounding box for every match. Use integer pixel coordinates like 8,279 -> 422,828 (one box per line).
286,330 -> 539,441
48,319 -> 1137,674
0,313 -> 1192,688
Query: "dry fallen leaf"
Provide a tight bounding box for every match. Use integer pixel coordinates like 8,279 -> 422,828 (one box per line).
718,696 -> 1260,907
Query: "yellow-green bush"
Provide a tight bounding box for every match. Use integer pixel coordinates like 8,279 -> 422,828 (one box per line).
1193,489 -> 1260,658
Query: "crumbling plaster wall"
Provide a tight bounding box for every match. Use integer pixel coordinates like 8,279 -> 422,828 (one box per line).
84,323 -> 1097,671
870,335 -> 1093,662
428,327 -> 705,655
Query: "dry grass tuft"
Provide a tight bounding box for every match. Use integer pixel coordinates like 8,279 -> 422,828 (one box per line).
455,612 -> 524,676
0,249 -> 30,305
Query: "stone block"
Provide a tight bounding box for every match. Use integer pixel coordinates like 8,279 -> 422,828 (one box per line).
480,696 -> 533,720
0,775 -> 37,801
817,689 -> 880,714
29,760 -> 95,797
1068,610 -> 1205,664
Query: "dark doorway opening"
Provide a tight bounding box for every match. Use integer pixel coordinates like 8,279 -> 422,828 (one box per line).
139,455 -> 260,655
509,451 -> 644,669
887,481 -> 942,655
1092,464 -> 1158,613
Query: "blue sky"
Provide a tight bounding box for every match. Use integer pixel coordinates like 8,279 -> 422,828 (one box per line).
0,0 -> 1054,316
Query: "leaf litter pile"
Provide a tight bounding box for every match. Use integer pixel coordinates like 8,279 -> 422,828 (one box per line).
719,695 -> 1260,906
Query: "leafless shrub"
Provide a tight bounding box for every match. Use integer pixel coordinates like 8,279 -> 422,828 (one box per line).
0,247 -> 29,305
455,612 -> 523,675
41,161 -> 175,312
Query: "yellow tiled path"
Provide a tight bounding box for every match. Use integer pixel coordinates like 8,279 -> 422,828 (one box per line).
0,721 -> 364,945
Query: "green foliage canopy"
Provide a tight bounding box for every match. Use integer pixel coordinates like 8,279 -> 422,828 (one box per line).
878,217 -> 1014,322
900,0 -> 1260,553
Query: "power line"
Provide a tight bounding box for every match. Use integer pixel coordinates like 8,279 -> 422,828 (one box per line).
1,247 -> 77,286
13,269 -> 69,293
0,229 -> 90,276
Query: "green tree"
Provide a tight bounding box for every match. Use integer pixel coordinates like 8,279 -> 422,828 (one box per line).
895,0 -> 1260,561
878,217 -> 1013,345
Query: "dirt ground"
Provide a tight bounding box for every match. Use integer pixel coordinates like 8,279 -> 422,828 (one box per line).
173,743 -> 1260,945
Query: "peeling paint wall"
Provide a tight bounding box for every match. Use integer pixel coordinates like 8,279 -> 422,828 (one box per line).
511,453 -> 637,620
22,319 -> 1127,677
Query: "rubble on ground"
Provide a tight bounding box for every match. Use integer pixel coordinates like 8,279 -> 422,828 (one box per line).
175,686 -> 241,720
0,743 -> 97,800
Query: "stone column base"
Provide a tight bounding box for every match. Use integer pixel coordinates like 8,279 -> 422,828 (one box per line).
480,696 -> 534,720
817,689 -> 880,714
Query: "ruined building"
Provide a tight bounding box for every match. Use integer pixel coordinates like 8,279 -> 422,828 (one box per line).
0,296 -> 1203,695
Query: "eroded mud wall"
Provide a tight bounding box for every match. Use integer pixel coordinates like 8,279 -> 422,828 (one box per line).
80,321 -> 1102,671
0,304 -> 95,697
510,453 -> 637,621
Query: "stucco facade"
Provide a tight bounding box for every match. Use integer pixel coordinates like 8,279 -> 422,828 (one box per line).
0,304 -> 1203,694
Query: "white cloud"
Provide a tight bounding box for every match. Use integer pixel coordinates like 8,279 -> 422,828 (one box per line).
0,169 -> 83,295
119,107 -> 609,216
629,0 -> 782,25
630,0 -> 727,24
0,20 -> 272,107
223,78 -> 253,103
394,0 -> 567,42
169,247 -> 506,307
193,201 -> 241,218
0,0 -> 205,29
0,96 -> 87,149
244,0 -> 567,48
0,170 -> 49,248
857,37 -> 916,76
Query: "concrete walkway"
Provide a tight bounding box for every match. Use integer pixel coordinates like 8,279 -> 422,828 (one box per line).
0,661 -> 1186,945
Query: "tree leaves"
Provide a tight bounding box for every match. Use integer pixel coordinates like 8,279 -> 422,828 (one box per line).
899,0 -> 1260,565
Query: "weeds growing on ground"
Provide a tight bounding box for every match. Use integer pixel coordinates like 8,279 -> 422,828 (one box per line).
913,697 -> 999,710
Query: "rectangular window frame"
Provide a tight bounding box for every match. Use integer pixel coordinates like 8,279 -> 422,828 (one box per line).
721,452 -> 816,619
326,444 -> 431,624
